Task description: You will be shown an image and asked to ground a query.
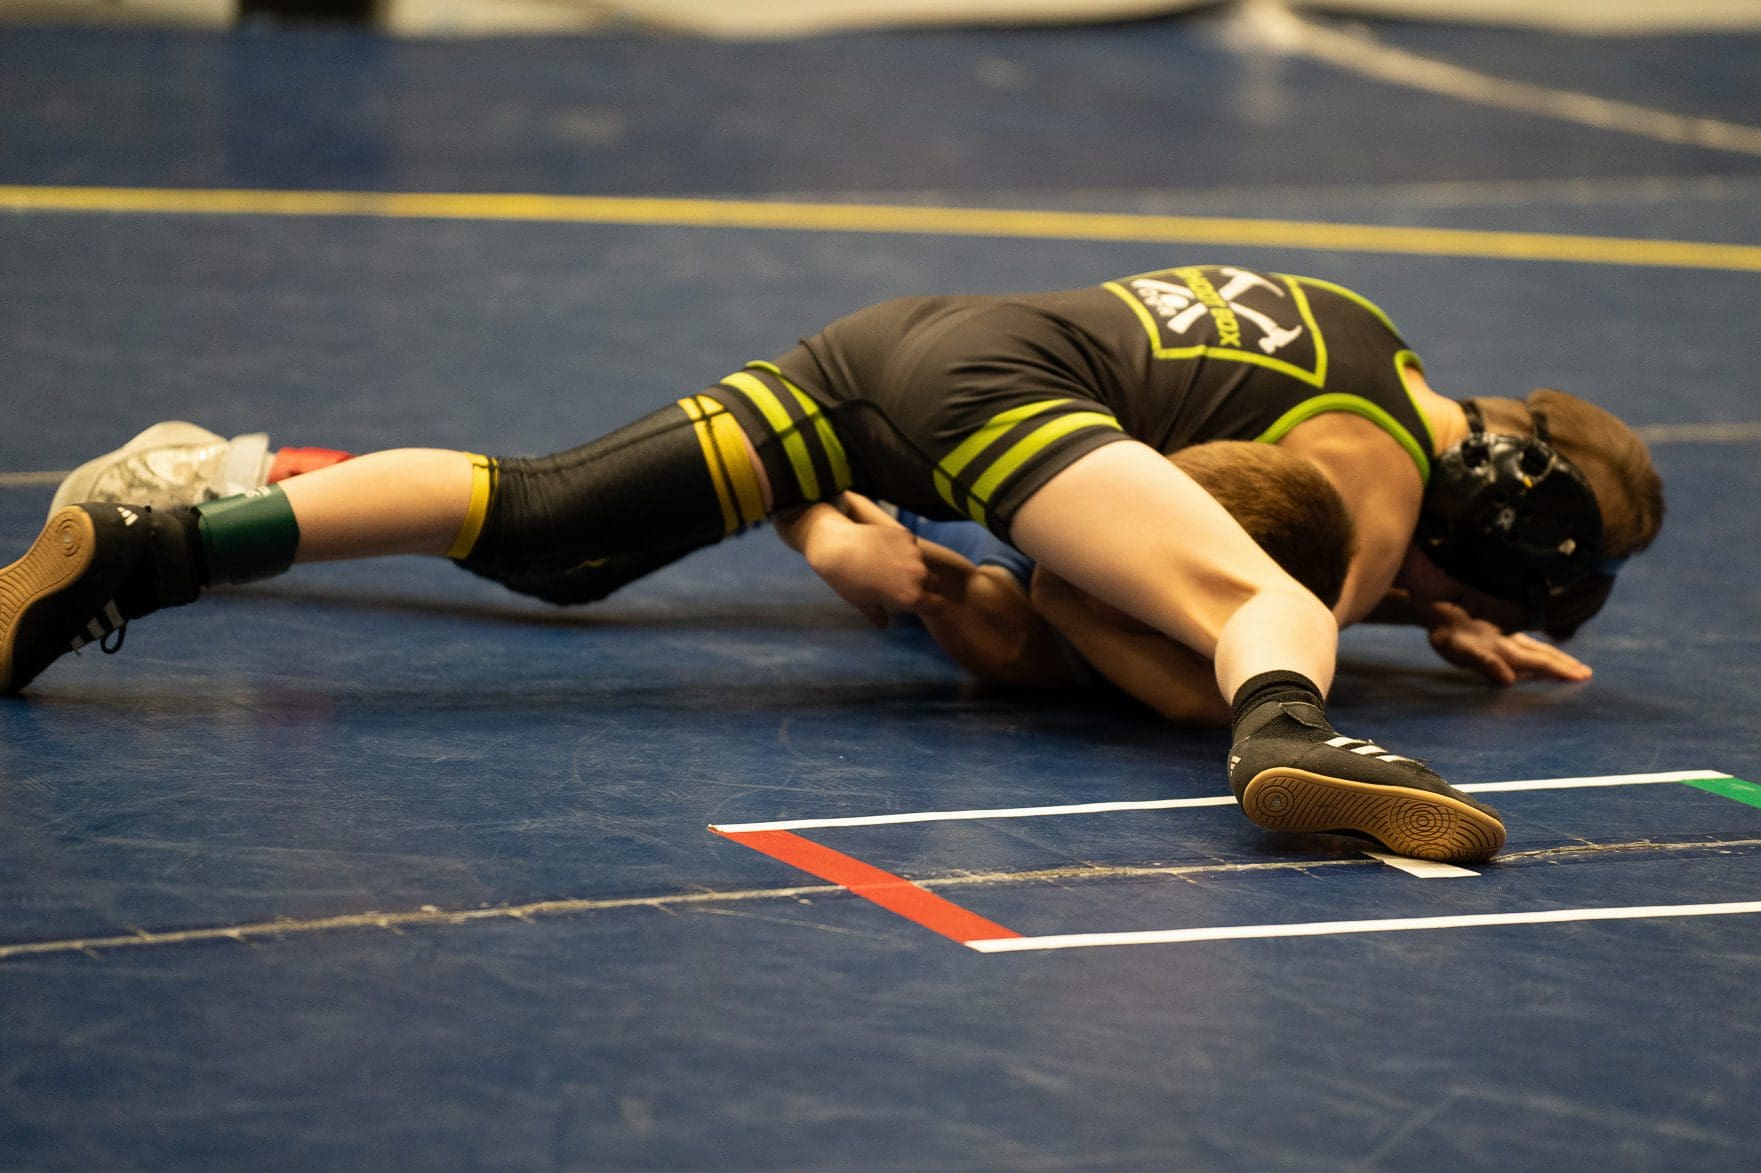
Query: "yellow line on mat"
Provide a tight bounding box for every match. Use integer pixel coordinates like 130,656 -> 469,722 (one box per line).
6,184 -> 1761,272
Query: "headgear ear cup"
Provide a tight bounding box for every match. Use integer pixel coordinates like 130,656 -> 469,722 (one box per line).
1418,428 -> 1608,629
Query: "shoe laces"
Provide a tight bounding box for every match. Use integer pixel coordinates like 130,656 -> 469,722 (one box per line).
69,600 -> 128,657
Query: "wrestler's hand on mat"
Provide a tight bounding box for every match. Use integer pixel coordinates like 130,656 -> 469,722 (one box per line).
799,498 -> 949,628
1425,601 -> 1592,686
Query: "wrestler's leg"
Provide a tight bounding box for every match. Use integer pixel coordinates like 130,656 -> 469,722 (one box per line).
1007,440 -> 1336,699
277,448 -> 479,561
0,399 -> 777,692
1009,441 -> 1504,863
48,423 -> 719,606
267,441 -> 726,604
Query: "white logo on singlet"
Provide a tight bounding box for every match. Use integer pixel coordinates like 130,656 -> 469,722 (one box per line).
1130,267 -> 1305,355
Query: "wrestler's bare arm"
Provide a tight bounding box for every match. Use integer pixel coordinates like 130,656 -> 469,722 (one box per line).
1030,566 -> 1230,726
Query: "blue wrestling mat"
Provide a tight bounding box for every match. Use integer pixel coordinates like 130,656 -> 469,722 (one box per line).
2,9 -> 1759,1170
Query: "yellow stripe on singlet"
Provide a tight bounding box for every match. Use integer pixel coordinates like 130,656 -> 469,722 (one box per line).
444,453 -> 496,560
933,399 -> 1082,522
745,361 -> 853,493
678,395 -> 741,534
962,412 -> 1124,527
676,398 -> 760,535
720,371 -> 823,501
707,399 -> 769,526
933,400 -> 1071,512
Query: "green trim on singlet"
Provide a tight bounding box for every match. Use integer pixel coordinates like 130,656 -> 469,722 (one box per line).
962,411 -> 1123,528
1106,278 -> 1169,346
1392,348 -> 1437,472
1255,392 -> 1431,483
721,370 -> 825,500
1285,274 -> 1403,338
746,360 -> 853,492
1103,272 -> 1329,388
1291,277 -> 1435,473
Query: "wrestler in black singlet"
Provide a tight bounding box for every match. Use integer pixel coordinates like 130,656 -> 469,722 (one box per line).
702,265 -> 1435,538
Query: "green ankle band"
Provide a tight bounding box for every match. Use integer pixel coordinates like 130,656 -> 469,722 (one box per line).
194,486 -> 301,585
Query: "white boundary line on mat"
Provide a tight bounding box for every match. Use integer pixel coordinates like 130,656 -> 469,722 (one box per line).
1232,4 -> 1761,157
967,899 -> 1761,952
707,769 -> 1732,833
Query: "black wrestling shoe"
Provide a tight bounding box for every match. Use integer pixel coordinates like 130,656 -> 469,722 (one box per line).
1228,674 -> 1506,864
0,504 -> 202,693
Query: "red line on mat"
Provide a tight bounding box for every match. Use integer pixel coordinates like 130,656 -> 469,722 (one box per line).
714,828 -> 1021,944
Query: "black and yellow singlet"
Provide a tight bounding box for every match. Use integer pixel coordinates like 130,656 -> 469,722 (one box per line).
700,265 -> 1435,538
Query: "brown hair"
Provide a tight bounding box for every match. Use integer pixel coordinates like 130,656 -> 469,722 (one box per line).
1171,441 -> 1357,609
1464,389 -> 1665,637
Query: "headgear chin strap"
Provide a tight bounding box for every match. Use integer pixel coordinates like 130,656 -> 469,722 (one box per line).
1416,402 -> 1614,629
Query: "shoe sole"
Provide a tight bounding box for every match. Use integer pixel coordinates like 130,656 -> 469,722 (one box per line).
1239,767 -> 1506,864
0,507 -> 97,693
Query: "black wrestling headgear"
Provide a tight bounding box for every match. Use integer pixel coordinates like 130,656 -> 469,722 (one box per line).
1416,402 -> 1617,629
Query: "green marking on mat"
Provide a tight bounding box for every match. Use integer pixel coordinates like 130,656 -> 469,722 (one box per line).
1682,776 -> 1761,810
